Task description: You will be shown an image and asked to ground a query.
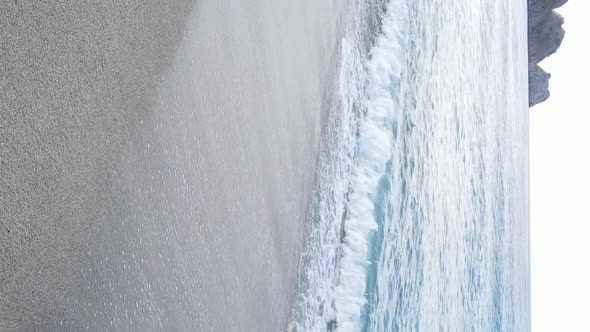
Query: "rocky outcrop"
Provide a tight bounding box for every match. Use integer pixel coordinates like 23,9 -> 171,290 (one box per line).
528,0 -> 567,107
529,63 -> 551,106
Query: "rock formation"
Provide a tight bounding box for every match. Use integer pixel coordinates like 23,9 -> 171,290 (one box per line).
528,0 -> 567,107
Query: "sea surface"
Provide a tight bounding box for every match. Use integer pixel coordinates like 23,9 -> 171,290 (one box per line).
289,0 -> 530,331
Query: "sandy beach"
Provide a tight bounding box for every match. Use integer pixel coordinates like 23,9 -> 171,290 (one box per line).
0,1 -> 341,330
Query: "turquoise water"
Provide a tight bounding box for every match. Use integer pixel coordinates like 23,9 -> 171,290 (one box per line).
289,0 -> 530,331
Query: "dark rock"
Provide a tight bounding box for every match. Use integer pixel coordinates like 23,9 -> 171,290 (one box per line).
529,11 -> 565,63
527,0 -> 567,107
529,63 -> 551,106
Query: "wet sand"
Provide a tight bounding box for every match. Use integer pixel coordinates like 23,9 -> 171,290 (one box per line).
0,1 -> 341,330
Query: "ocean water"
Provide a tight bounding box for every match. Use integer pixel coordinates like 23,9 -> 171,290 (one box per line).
289,0 -> 530,331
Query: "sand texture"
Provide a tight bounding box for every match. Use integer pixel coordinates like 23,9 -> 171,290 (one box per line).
0,1 -> 341,330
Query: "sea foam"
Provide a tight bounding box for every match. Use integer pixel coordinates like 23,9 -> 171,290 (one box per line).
333,1 -> 408,330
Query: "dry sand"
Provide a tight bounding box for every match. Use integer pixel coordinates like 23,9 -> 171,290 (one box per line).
0,1 -> 342,330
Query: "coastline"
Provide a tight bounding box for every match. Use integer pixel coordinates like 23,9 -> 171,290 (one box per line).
0,1 -> 343,330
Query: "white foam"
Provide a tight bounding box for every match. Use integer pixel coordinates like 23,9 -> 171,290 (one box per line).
287,36 -> 365,332
333,1 -> 408,330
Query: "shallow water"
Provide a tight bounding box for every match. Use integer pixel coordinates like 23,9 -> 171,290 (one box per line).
290,0 -> 530,330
